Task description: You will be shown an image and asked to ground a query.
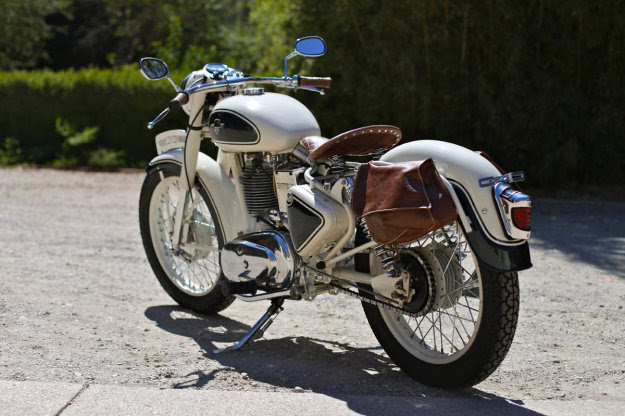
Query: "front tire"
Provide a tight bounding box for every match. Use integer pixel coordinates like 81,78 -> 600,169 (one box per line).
139,163 -> 234,314
357,222 -> 520,388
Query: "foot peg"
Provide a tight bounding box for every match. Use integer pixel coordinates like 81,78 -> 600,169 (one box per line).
213,298 -> 284,354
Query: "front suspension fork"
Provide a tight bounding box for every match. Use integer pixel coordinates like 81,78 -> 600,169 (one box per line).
171,92 -> 207,250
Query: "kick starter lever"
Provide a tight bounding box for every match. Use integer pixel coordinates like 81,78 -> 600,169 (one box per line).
213,298 -> 284,354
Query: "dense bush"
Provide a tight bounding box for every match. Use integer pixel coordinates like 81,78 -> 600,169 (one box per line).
0,67 -> 189,166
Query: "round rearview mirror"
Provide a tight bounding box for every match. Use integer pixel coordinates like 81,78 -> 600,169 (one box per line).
294,36 -> 327,57
139,58 -> 170,80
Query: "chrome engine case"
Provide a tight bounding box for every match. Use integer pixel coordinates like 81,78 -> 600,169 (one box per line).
220,230 -> 296,290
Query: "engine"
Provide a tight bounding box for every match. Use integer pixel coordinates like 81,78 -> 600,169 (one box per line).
220,230 -> 295,290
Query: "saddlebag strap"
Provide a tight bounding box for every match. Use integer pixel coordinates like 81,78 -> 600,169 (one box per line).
352,159 -> 457,245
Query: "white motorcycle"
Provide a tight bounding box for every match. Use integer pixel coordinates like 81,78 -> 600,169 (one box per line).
138,36 -> 532,388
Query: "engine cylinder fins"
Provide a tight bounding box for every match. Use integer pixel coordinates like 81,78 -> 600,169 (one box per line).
241,158 -> 279,215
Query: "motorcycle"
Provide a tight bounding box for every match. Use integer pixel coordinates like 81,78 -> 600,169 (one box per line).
137,36 -> 532,388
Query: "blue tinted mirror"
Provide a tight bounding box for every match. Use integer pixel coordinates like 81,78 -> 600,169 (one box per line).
139,58 -> 169,80
294,36 -> 327,57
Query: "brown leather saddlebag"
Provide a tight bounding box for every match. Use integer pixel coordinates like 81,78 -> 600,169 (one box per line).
352,159 -> 457,245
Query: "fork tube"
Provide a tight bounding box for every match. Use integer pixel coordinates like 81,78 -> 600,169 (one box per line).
172,91 -> 207,249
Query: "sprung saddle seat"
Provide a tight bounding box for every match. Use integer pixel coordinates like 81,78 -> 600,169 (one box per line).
300,125 -> 402,163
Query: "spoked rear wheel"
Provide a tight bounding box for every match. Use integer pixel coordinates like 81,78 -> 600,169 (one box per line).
139,163 -> 233,314
357,221 -> 519,388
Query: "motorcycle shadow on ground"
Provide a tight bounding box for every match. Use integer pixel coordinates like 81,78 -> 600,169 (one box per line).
145,305 -> 544,416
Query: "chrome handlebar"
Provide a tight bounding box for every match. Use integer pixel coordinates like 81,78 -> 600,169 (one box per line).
147,75 -> 329,129
186,75 -> 326,95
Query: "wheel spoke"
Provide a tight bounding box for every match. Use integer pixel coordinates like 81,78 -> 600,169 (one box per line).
149,176 -> 221,296
374,221 -> 485,363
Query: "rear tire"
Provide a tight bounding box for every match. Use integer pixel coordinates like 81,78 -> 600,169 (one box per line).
356,222 -> 520,388
139,163 -> 234,314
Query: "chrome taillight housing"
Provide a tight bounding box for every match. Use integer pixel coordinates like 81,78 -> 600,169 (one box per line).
493,182 -> 531,240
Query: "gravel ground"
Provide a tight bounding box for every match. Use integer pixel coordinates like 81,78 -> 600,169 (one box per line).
0,167 -> 624,412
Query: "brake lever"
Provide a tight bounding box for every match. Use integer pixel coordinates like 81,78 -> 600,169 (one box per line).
147,107 -> 170,129
298,86 -> 326,95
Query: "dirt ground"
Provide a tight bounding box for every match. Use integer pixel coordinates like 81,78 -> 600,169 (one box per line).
0,168 -> 623,411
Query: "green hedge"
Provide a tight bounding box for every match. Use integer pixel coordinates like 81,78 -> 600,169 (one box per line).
0,67 -> 189,166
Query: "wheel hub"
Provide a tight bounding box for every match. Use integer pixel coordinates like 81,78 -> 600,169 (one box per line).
399,250 -> 435,314
412,242 -> 464,310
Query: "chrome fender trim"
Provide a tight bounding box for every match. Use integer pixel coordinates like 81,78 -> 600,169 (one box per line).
148,149 -> 247,242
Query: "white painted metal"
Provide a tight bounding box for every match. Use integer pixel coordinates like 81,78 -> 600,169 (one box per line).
287,185 -> 350,258
155,129 -> 186,154
211,92 -> 320,153
382,140 -> 521,246
149,149 -> 247,243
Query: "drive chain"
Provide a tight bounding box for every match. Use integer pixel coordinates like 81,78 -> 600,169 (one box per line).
330,284 -> 422,319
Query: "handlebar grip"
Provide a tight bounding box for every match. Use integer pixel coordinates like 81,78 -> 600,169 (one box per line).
299,77 -> 332,89
168,92 -> 189,111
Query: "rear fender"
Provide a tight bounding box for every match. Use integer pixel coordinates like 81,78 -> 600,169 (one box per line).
381,140 -> 531,272
148,149 -> 247,242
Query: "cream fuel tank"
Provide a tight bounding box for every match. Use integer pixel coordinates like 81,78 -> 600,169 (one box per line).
208,91 -> 321,153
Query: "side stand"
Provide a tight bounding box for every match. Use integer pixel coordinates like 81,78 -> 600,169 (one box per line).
213,298 -> 285,354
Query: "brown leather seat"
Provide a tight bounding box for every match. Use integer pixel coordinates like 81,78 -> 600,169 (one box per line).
301,125 -> 402,162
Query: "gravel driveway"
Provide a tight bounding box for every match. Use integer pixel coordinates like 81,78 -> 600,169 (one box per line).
0,167 -> 623,414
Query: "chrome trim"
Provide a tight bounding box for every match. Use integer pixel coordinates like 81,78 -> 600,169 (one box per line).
493,182 -> 531,240
479,171 -> 525,188
234,289 -> 293,302
221,230 -> 296,289
242,87 -> 265,96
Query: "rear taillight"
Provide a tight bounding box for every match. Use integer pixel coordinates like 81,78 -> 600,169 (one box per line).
511,207 -> 531,231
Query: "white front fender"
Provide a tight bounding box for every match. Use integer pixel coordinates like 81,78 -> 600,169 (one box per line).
148,149 -> 247,242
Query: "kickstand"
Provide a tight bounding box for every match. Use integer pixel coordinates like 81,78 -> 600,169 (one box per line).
213,298 -> 285,354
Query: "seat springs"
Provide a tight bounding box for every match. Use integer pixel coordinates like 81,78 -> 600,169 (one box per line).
328,155 -> 346,177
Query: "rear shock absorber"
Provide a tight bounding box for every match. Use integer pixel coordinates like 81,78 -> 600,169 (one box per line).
359,218 -> 402,278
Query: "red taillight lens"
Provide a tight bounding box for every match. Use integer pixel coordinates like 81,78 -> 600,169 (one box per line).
511,207 -> 531,231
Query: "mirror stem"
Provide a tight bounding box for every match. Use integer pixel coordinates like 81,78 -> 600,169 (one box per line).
166,76 -> 183,92
283,51 -> 297,78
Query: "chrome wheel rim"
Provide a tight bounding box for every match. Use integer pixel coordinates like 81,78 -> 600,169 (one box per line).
378,222 -> 483,364
148,176 -> 221,296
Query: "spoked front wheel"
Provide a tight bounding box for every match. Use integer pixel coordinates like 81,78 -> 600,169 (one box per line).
139,163 -> 233,314
357,221 -> 520,388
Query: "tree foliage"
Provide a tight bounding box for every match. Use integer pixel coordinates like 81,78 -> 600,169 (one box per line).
0,0 -> 71,69
1,0 -> 624,187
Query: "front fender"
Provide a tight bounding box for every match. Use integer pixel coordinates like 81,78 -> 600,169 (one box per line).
382,140 -> 531,272
149,149 -> 247,242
